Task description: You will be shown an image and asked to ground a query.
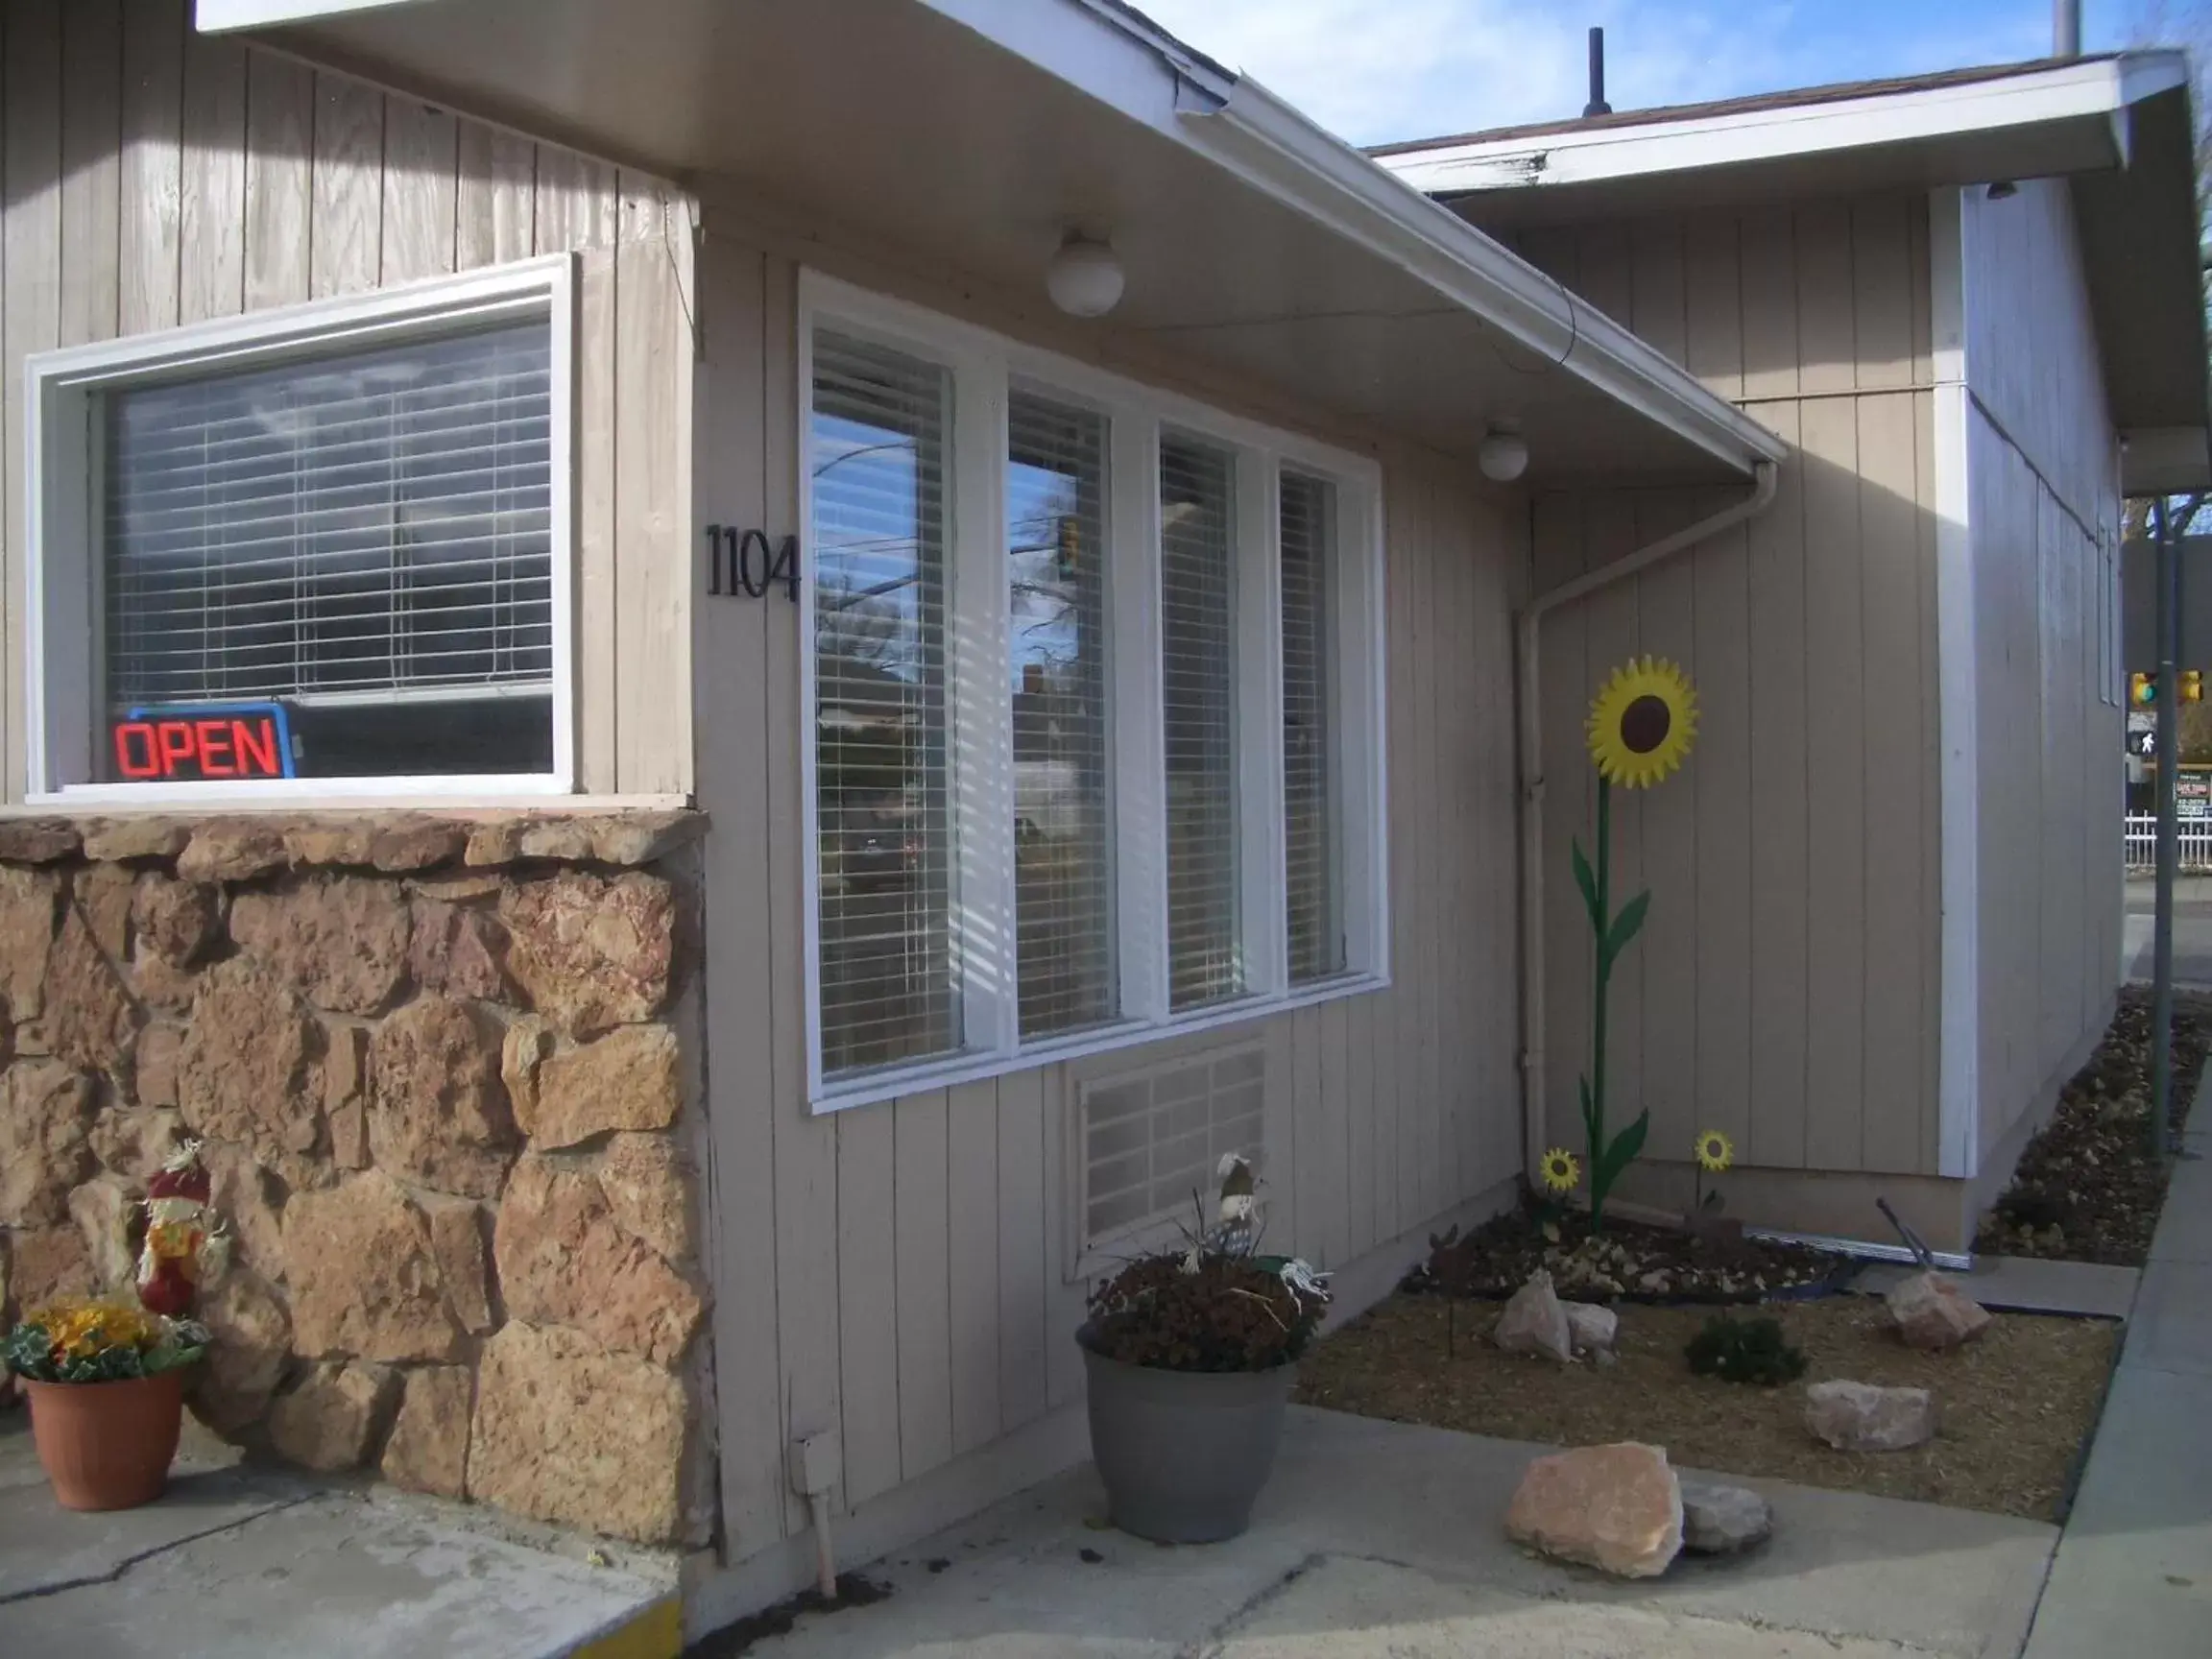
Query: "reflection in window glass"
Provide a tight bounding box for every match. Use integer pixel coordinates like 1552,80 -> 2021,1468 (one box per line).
1281,469 -> 1343,983
1008,391 -> 1115,1039
811,329 -> 959,1077
100,320 -> 553,778
1160,434 -> 1242,1010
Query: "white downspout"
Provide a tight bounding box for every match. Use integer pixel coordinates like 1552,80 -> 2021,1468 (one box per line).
1513,461 -> 1781,1188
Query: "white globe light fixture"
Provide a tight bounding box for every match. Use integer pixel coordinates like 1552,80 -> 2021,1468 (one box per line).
1046,236 -> 1125,319
1478,427 -> 1530,483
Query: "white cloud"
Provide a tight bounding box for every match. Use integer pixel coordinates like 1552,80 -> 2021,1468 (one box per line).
1133,0 -> 2055,147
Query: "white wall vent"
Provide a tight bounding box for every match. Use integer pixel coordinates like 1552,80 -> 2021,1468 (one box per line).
1070,1040 -> 1266,1277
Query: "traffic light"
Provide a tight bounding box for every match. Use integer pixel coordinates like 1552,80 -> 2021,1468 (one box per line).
2133,672 -> 2159,706
2186,670 -> 2204,705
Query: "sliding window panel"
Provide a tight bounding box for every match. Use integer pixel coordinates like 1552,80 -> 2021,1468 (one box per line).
1280,469 -> 1345,983
809,330 -> 960,1077
1008,390 -> 1117,1040
1159,433 -> 1244,1010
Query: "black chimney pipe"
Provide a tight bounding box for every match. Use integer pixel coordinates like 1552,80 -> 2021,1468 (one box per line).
1584,26 -> 1612,118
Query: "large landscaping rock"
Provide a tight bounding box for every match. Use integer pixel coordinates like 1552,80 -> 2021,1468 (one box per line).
468,1321 -> 689,1542
1679,1481 -> 1773,1554
1563,1301 -> 1619,1357
1494,1268 -> 1575,1362
1504,1442 -> 1683,1577
1805,1380 -> 1936,1451
1885,1271 -> 1993,1352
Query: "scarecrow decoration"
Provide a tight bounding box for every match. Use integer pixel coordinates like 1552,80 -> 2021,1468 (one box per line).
1556,656 -> 1698,1231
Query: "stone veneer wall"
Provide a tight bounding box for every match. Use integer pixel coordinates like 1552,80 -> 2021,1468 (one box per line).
0,809 -> 715,1546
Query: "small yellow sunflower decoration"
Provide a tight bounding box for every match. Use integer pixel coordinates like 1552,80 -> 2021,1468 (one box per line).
1694,1129 -> 1735,1173
1537,1147 -> 1582,1194
1586,656 -> 1698,789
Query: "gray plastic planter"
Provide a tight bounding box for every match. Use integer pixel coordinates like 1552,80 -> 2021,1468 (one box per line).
1078,1329 -> 1297,1544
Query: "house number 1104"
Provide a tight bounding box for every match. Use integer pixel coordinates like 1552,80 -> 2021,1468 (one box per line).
704,526 -> 800,601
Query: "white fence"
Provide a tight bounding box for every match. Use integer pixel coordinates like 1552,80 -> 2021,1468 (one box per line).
2124,814 -> 2212,871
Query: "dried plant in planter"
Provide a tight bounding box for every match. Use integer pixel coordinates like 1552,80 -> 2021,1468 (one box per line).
1084,1156 -> 1332,1374
1079,1156 -> 1334,1544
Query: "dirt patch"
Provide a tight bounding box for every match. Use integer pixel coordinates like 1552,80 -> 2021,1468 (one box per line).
1296,1293 -> 2117,1522
1975,985 -> 2212,1264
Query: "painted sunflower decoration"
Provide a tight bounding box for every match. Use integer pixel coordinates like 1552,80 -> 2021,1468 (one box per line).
1537,1147 -> 1582,1194
1693,1127 -> 1735,1214
1586,658 -> 1698,789
1567,657 -> 1700,1231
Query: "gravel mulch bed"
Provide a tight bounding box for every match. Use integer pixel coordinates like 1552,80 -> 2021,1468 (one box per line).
1295,1294 -> 2117,1522
1974,986 -> 2212,1264
1412,1206 -> 1848,1304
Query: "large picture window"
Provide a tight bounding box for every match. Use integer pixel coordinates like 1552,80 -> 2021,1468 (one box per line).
27,258 -> 573,798
803,276 -> 1388,1108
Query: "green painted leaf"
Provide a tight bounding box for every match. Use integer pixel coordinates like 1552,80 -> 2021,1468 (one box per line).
1577,1074 -> 1597,1136
1595,1109 -> 1650,1195
1604,890 -> 1651,963
1571,839 -> 1600,930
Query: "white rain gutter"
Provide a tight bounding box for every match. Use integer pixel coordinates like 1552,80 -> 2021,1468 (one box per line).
1513,461 -> 1779,1188
1167,76 -> 1788,480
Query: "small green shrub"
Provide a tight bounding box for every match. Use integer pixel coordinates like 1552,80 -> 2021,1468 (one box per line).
1684,1313 -> 1807,1386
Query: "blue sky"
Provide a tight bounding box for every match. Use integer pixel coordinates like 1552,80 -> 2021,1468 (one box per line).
1135,0 -> 2179,148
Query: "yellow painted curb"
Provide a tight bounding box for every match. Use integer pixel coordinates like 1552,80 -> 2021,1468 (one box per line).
568,1595 -> 684,1659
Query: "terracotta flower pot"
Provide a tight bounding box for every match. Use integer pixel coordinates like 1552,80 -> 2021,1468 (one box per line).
22,1370 -> 187,1511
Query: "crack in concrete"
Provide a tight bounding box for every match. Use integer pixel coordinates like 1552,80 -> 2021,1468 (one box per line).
0,1492 -> 323,1606
1179,1551 -> 1331,1659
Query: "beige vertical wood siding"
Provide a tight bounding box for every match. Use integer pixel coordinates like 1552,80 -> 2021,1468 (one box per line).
1510,198 -> 1945,1180
692,208 -> 1524,1560
1957,180 -> 2122,1163
0,0 -> 693,798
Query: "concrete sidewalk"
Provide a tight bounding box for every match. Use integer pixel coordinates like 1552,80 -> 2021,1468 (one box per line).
2020,1082 -> 2212,1657
725,1406 -> 2056,1659
0,1412 -> 680,1658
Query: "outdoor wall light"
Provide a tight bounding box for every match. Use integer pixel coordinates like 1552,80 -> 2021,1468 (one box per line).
1986,180 -> 2019,201
1479,427 -> 1530,483
1046,235 -> 1125,318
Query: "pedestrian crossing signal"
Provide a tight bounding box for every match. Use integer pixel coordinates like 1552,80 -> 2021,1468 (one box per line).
2133,672 -> 2159,706
2186,670 -> 2204,705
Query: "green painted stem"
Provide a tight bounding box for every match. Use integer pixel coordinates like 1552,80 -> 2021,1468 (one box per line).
1590,777 -> 1611,1232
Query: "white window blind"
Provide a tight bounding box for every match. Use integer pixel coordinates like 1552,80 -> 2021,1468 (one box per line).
1160,434 -> 1243,1011
1280,469 -> 1343,983
811,330 -> 959,1078
1007,390 -> 1117,1040
99,320 -> 553,778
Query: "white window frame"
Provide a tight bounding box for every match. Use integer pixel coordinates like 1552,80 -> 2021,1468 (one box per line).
23,255 -> 578,804
801,272 -> 1390,1112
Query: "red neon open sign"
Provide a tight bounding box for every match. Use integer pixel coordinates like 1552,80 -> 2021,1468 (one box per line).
110,705 -> 294,781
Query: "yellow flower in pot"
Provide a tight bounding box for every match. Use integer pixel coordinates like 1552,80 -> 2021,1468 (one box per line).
5,1297 -> 208,1511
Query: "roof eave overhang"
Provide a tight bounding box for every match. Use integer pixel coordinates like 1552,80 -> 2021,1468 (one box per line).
1171,77 -> 1786,477
1378,51 -> 2209,492
1377,53 -> 2184,203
